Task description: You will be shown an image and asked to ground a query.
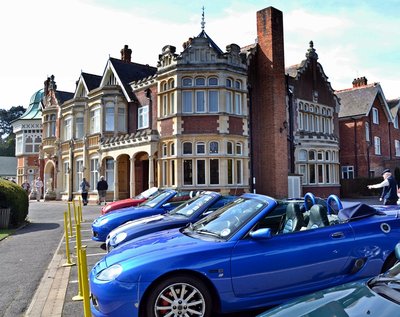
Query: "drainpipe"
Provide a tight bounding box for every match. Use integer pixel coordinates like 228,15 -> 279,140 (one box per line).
352,118 -> 358,178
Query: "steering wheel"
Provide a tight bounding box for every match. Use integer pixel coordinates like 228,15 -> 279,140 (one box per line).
326,194 -> 343,215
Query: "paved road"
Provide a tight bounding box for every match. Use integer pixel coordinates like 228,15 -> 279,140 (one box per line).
0,201 -> 66,317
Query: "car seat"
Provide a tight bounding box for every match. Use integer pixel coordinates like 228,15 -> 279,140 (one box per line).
282,203 -> 305,233
306,204 -> 330,229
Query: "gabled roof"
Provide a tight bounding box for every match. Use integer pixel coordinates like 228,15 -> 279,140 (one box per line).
18,89 -> 43,120
336,83 -> 392,120
82,72 -> 102,91
74,72 -> 102,99
196,30 -> 223,55
101,58 -> 157,101
57,91 -> 74,104
388,98 -> 400,118
285,41 -> 337,101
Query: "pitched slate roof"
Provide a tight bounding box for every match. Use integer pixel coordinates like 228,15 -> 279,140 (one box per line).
81,72 -> 102,91
336,83 -> 388,119
107,58 -> 157,101
387,98 -> 400,118
57,91 -> 74,104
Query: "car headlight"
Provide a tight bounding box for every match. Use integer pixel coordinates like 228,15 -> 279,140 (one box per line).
99,218 -> 109,226
97,264 -> 123,281
113,232 -> 128,245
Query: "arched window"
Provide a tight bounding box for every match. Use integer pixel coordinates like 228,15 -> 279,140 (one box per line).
183,142 -> 192,155
298,149 -> 307,161
227,141 -> 233,154
235,80 -> 242,89
226,78 -> 232,88
208,77 -> 218,86
182,78 -> 192,87
308,150 -> 316,160
195,77 -> 205,86
209,141 -> 219,154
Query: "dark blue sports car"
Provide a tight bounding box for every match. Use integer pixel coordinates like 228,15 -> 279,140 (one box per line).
105,191 -> 236,251
92,189 -> 188,242
89,193 -> 400,317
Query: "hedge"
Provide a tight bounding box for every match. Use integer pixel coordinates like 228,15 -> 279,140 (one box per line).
0,178 -> 29,226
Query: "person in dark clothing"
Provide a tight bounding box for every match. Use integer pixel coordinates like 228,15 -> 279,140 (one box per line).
96,176 -> 108,205
367,168 -> 398,205
80,177 -> 90,205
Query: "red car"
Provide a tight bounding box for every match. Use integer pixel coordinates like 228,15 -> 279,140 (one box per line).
101,187 -> 159,215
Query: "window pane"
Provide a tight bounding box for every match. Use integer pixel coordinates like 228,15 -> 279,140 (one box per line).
209,91 -> 219,112
227,159 -> 233,184
183,91 -> 193,113
195,78 -> 205,86
227,142 -> 233,154
208,77 -> 218,86
209,141 -> 218,154
197,160 -> 206,184
226,91 -> 232,113
210,159 -> 219,184
183,160 -> 193,185
236,160 -> 242,184
197,142 -> 205,154
182,78 -> 192,87
105,106 -> 114,131
196,91 -> 205,112
183,142 -> 192,154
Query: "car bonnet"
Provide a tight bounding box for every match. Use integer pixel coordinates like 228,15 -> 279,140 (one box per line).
103,228 -> 205,267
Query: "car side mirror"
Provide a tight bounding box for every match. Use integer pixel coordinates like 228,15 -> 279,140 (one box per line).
249,228 -> 272,240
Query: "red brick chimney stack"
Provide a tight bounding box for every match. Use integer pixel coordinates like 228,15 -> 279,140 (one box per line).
121,45 -> 132,63
248,7 -> 288,198
352,76 -> 368,88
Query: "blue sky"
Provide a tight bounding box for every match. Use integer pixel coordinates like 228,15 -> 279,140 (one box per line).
0,0 -> 399,110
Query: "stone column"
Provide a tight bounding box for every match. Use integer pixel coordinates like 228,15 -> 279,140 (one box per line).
113,159 -> 119,201
130,157 -> 136,197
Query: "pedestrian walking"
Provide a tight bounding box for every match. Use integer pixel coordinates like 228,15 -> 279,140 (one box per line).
80,177 -> 90,205
96,176 -> 108,205
34,177 -> 43,201
21,180 -> 30,193
367,168 -> 398,205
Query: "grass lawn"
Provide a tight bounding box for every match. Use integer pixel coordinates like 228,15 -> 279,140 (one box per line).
0,229 -> 15,241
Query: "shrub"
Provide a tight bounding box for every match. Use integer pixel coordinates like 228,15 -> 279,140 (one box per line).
0,178 -> 29,227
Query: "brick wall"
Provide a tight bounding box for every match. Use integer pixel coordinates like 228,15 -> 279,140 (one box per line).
182,116 -> 219,134
248,7 -> 288,198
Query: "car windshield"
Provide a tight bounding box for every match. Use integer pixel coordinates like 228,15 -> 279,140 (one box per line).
140,191 -> 173,208
169,193 -> 214,217
185,197 -> 266,240
135,187 -> 158,199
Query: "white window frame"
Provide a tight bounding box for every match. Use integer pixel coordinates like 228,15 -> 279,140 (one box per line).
396,140 -> 400,156
138,105 -> 149,129
182,91 -> 193,113
75,114 -> 84,139
372,107 -> 379,124
90,108 -> 101,134
105,103 -> 115,131
64,116 -> 72,141
117,107 -> 126,132
374,136 -> 381,155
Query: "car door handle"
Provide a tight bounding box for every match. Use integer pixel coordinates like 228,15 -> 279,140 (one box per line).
331,232 -> 345,239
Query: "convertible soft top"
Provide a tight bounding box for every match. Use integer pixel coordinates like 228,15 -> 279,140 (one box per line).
338,203 -> 384,221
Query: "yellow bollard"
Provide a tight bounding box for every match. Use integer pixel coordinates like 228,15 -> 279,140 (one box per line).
80,248 -> 91,316
62,212 -> 76,267
79,198 -> 83,223
72,223 -> 84,301
73,200 -> 79,226
67,202 -> 74,237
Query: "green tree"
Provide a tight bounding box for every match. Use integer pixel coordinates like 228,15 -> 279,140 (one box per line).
0,106 -> 26,156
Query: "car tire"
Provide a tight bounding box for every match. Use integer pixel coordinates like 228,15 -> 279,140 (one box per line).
145,274 -> 213,317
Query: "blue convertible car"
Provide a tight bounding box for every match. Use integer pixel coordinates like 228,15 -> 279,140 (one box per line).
90,193 -> 400,317
257,243 -> 400,317
105,191 -> 236,251
92,189 -> 188,242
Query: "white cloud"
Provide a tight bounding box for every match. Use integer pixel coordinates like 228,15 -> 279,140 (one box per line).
0,0 -> 398,110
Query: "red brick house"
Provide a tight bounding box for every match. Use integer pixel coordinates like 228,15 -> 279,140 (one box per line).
337,77 -> 396,180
